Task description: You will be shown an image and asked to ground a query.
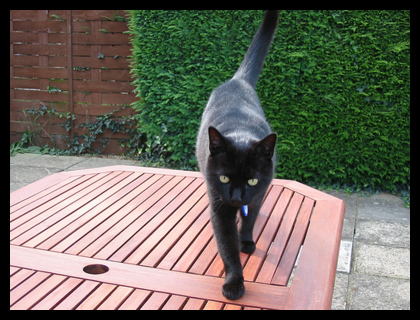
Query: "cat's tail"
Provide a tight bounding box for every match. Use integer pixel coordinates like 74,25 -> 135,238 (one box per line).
233,10 -> 279,88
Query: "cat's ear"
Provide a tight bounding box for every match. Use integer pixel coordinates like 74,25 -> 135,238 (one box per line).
208,126 -> 227,156
252,133 -> 277,159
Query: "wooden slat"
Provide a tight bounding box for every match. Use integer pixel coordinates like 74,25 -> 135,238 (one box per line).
25,172 -> 145,249
10,174 -> 94,221
13,21 -> 67,32
10,245 -> 288,310
140,292 -> 170,310
10,271 -> 50,307
117,289 -> 151,310
284,199 -> 345,310
79,175 -> 187,258
10,10 -> 39,20
10,268 -> 35,290
138,193 -> 209,267
53,280 -> 100,310
31,277 -> 84,310
51,173 -> 164,253
13,66 -> 68,79
10,171 -> 126,244
247,187 -> 293,283
10,172 -> 71,207
271,196 -> 315,285
13,44 -> 67,56
73,79 -> 133,93
71,10 -> 130,21
76,283 -> 117,310
161,295 -> 188,310
96,286 -> 134,310
93,178 -> 202,261
10,274 -> 67,310
10,266 -> 20,276
256,192 -> 305,284
183,298 -> 206,310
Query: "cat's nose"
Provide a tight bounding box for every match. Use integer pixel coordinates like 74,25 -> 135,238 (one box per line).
230,189 -> 242,206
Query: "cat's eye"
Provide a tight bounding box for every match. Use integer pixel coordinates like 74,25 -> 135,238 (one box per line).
248,179 -> 259,186
219,175 -> 230,183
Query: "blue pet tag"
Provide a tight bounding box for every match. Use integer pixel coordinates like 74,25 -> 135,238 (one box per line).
242,205 -> 248,217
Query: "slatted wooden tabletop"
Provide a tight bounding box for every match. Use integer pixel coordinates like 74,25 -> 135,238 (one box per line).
10,165 -> 345,310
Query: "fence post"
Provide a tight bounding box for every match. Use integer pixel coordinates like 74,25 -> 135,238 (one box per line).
66,10 -> 75,142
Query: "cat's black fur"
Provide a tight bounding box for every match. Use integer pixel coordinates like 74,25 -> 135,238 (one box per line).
196,10 -> 279,300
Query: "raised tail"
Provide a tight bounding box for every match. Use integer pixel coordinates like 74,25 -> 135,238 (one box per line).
233,10 -> 279,88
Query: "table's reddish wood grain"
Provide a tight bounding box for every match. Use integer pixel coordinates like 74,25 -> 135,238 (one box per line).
10,166 -> 345,310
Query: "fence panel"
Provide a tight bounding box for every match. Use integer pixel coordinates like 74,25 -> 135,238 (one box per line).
10,10 -> 136,154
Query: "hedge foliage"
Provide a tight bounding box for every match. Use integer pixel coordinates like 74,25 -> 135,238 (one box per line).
128,10 -> 410,191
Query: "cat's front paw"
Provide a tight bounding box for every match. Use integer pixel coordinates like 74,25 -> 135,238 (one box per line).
241,241 -> 256,254
222,278 -> 245,300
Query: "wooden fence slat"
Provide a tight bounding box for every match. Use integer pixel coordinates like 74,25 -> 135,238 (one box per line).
72,56 -> 130,69
72,33 -> 130,45
72,21 -> 129,33
10,10 -> 39,20
13,21 -> 67,32
13,66 -> 68,79
13,44 -> 67,56
73,80 -> 133,93
71,10 -> 129,21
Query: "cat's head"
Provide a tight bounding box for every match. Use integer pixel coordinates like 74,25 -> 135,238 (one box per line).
205,126 -> 277,207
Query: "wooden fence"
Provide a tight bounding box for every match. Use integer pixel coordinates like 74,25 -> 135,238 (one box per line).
10,10 -> 137,154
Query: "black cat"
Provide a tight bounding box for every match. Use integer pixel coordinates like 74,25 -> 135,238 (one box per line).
196,10 -> 279,300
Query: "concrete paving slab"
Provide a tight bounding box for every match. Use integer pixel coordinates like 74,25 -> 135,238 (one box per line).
355,220 -> 410,248
10,154 -> 87,192
354,243 -> 410,279
331,273 -> 349,310
19,155 -> 88,170
348,273 -> 410,310
10,165 -> 61,192
66,156 -> 139,171
358,193 -> 410,223
10,153 -> 43,165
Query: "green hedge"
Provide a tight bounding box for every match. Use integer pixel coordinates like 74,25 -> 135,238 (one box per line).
128,10 -> 410,191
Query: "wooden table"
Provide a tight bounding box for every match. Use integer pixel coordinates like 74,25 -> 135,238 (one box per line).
10,166 -> 345,310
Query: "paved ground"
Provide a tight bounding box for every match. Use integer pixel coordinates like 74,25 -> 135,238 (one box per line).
10,153 -> 410,310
